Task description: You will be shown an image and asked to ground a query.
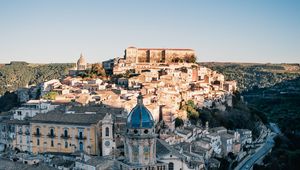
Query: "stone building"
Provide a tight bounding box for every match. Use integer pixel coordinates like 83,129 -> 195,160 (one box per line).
30,112 -> 115,156
13,100 -> 58,120
6,120 -> 31,152
125,47 -> 195,64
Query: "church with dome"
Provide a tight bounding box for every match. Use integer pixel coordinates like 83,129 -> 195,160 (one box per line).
118,94 -> 168,169
77,53 -> 87,70
116,94 -> 203,170
69,53 -> 90,76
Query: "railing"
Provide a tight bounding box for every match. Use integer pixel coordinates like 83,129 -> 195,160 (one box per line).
18,131 -> 23,135
25,131 -> 30,135
33,133 -> 41,137
61,134 -> 71,139
75,135 -> 87,140
47,133 -> 56,138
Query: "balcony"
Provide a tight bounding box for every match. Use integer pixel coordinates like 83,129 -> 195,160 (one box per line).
61,134 -> 70,139
75,135 -> 87,140
18,131 -> 23,135
33,133 -> 41,137
25,131 -> 30,135
47,133 -> 56,138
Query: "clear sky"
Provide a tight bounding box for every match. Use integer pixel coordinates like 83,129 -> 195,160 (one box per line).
0,0 -> 299,63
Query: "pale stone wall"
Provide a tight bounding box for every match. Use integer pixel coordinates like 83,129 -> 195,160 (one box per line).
14,124 -> 31,152
125,47 -> 195,64
137,49 -> 148,63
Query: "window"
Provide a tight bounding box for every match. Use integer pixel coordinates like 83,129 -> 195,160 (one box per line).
17,111 -> 22,115
144,146 -> 150,160
105,127 -> 109,137
37,139 -> 40,146
50,129 -> 54,136
51,140 -> 54,147
19,137 -> 22,143
79,131 -> 83,139
18,127 -> 22,134
65,141 -> 68,148
132,145 -> 139,162
79,141 -> 83,151
64,129 -> 68,137
36,128 -> 40,135
168,162 -> 174,170
26,136 -> 30,144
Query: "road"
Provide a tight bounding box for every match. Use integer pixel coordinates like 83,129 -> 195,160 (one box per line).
269,122 -> 281,134
235,133 -> 276,170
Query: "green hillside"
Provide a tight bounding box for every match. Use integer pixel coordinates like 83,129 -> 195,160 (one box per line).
0,62 -> 74,96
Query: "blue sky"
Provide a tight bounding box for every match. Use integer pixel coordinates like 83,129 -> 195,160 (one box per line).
0,0 -> 299,63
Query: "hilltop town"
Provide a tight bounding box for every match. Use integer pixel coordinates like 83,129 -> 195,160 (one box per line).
0,47 -> 276,170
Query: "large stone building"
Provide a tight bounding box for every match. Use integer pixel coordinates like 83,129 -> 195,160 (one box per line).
30,112 -> 115,156
113,47 -> 196,74
125,47 -> 196,64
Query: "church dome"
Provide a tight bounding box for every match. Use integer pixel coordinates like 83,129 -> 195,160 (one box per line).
77,53 -> 87,70
127,94 -> 154,129
77,53 -> 86,65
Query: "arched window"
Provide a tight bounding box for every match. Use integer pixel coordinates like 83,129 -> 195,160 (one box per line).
36,128 -> 40,135
64,129 -> 68,137
50,129 -> 54,136
168,162 -> 174,170
105,127 -> 109,137
79,131 -> 83,139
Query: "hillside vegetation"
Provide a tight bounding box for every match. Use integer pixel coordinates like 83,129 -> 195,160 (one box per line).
247,78 -> 300,170
0,62 -> 74,96
200,62 -> 300,170
199,62 -> 300,92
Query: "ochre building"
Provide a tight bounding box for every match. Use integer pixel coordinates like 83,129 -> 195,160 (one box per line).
30,113 -> 115,156
125,46 -> 196,64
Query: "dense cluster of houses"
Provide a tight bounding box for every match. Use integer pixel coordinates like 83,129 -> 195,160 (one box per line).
0,49 -> 253,170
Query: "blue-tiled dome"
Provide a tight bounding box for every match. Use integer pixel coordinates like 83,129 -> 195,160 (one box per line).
127,94 -> 154,128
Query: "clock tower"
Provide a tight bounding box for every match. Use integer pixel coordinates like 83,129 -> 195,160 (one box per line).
101,113 -> 115,156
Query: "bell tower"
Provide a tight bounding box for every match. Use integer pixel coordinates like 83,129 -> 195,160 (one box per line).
101,113 -> 115,156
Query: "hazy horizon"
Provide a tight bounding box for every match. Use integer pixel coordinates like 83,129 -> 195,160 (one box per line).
1,0 -> 299,63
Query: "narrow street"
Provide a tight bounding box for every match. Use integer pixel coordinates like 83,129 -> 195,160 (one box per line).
235,133 -> 277,170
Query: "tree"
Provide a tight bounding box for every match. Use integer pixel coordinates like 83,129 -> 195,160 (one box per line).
184,54 -> 196,63
91,63 -> 106,77
42,91 -> 58,100
0,91 -> 19,112
183,100 -> 200,121
175,118 -> 184,128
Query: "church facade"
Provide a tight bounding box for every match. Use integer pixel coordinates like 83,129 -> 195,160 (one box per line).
118,94 -> 168,170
